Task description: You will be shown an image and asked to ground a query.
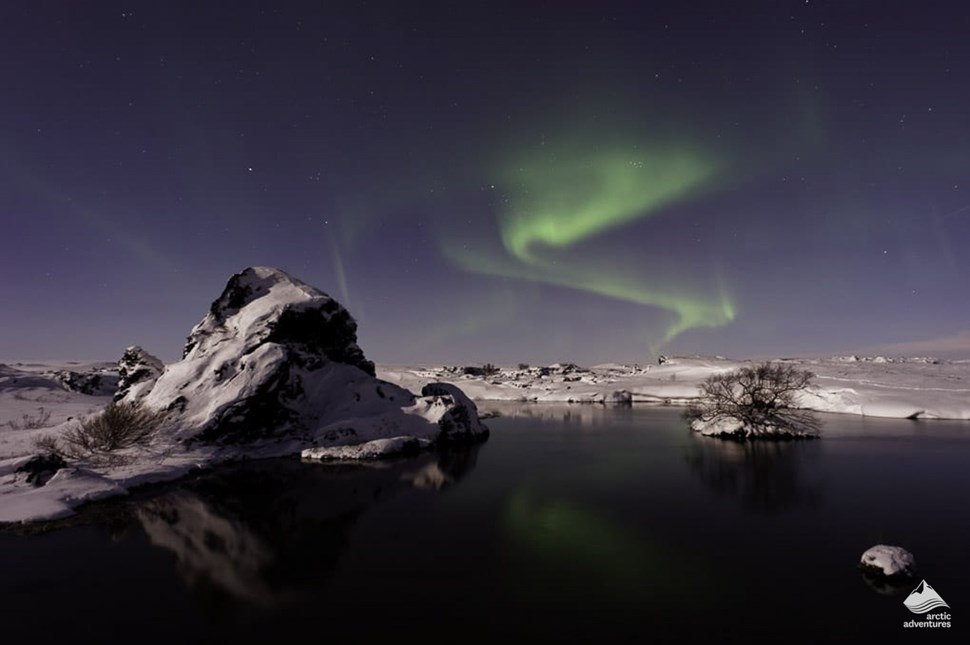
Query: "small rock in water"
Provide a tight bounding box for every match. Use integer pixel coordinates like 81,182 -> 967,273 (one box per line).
858,544 -> 916,579
611,390 -> 633,405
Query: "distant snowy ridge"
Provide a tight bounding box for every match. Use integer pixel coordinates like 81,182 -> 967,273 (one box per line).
379,355 -> 970,420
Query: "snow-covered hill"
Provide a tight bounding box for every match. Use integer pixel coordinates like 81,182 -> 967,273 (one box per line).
0,267 -> 487,524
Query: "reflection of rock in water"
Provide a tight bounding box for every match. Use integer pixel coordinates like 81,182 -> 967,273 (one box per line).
138,494 -> 278,605
860,573 -> 914,597
134,444 -> 483,605
403,444 -> 481,490
479,402 -> 630,426
684,435 -> 821,514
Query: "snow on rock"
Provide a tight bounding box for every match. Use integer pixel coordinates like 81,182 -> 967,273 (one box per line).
0,266 -> 486,524
302,436 -> 433,461
859,544 -> 916,579
131,266 -> 379,443
48,368 -> 119,396
114,345 -> 164,402
127,266 -> 486,450
1,361 -> 118,402
0,466 -> 126,523
419,382 -> 488,442
185,266 -> 374,374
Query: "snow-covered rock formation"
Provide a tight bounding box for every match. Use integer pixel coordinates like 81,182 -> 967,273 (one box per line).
859,544 -> 916,579
126,266 -> 487,449
48,368 -> 118,396
114,345 -> 164,402
0,267 -> 486,524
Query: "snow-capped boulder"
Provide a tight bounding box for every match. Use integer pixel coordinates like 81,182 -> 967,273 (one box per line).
859,544 -> 916,579
114,346 -> 164,402
419,382 -> 488,442
126,266 -> 487,450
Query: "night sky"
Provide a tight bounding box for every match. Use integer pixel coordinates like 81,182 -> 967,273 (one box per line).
3,1 -> 968,364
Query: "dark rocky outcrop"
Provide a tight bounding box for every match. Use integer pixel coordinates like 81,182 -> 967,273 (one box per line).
49,370 -> 119,396
16,453 -> 69,487
114,346 -> 164,402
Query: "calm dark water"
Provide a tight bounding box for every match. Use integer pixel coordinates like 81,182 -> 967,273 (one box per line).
2,406 -> 968,643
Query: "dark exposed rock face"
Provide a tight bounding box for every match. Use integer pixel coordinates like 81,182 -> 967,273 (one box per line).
114,346 -> 164,402
16,453 -> 69,487
50,370 -> 118,396
266,305 -> 373,375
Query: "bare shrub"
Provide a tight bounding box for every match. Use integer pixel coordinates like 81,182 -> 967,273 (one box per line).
481,363 -> 500,377
6,407 -> 53,430
60,401 -> 165,462
33,433 -> 62,455
686,362 -> 821,439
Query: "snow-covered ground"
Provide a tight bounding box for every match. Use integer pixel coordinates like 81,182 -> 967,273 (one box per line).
0,355 -> 485,524
0,360 -> 202,524
379,355 -> 970,420
3,354 -> 968,524
0,267 -> 488,525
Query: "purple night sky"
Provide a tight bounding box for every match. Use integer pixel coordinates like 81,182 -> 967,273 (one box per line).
2,1 -> 968,364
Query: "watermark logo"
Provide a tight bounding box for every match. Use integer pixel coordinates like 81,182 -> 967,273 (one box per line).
904,580 -> 950,614
902,580 -> 951,629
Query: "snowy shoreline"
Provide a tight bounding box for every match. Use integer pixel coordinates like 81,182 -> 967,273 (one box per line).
379,355 -> 970,421
2,354 -> 968,525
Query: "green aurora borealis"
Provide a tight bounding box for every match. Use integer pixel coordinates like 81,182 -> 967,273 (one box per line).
444,132 -> 735,347
4,1 -> 969,362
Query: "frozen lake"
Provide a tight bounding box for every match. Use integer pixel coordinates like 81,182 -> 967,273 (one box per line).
2,407 -> 967,642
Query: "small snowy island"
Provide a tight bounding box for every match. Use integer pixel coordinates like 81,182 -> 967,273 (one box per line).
859,544 -> 917,579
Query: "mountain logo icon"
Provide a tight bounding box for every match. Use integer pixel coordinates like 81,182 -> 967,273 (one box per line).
903,580 -> 950,614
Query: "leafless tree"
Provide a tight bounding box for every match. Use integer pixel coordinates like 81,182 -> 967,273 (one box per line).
686,362 -> 821,438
